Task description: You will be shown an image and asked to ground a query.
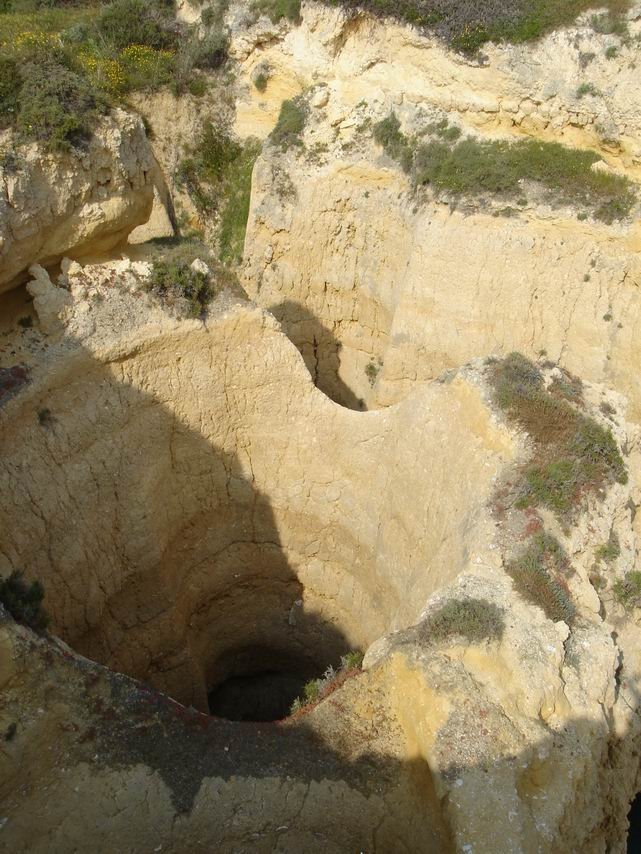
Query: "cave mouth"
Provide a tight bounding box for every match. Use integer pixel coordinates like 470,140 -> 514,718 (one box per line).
207,645 -> 327,722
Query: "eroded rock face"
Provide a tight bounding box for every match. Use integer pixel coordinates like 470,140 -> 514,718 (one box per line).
1,262 -> 641,852
238,2 -> 641,421
0,109 -> 156,292
3,2 -> 641,851
0,262 -> 514,711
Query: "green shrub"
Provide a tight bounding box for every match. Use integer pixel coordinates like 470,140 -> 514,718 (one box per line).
97,0 -> 177,50
365,358 -> 382,387
254,72 -> 268,92
195,121 -> 241,182
613,570 -> 641,608
340,650 -> 364,669
576,82 -> 599,98
489,353 -> 627,521
303,679 -> 321,702
289,651 -> 363,714
143,258 -> 215,317
506,533 -> 576,623
373,115 -> 636,223
591,10 -> 628,35
177,123 -> 240,210
17,59 -> 106,151
423,598 -> 505,644
373,112 -> 412,169
187,76 -> 207,96
176,122 -> 260,264
252,0 -> 301,24
269,96 -> 308,150
595,530 -> 620,563
0,57 -> 20,129
0,570 -> 49,633
190,28 -> 228,70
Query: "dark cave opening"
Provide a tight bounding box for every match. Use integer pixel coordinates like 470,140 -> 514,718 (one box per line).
207,647 -> 325,722
628,791 -> 641,853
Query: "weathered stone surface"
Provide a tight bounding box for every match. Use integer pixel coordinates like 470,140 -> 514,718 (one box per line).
0,263 -> 640,852
0,110 -> 155,292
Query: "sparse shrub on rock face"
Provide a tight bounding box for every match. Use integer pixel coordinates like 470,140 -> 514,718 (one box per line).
422,598 -> 505,644
252,0 -> 301,24
506,533 -> 576,624
374,113 -> 636,223
289,652 -> 363,715
269,97 -> 308,150
143,258 -> 215,318
614,571 -> 641,608
0,570 -> 49,633
373,115 -> 636,223
488,353 -> 627,522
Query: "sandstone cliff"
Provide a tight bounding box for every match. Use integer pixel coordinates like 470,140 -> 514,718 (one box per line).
0,109 -> 156,292
0,260 -> 640,852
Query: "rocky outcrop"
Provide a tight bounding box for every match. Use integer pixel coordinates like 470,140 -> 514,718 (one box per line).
238,3 -> 641,426
1,262 -> 641,851
0,109 -> 156,292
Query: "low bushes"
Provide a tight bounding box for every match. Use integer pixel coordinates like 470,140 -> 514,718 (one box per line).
506,533 -> 576,623
252,0 -> 301,24
96,0 -> 176,51
373,114 -> 636,223
143,258 -> 214,318
422,598 -> 505,644
613,571 -> 641,608
0,0 -> 230,149
489,353 -> 627,521
17,59 -> 106,151
269,96 -> 308,150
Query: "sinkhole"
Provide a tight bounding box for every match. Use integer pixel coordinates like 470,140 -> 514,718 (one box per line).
206,645 -> 325,721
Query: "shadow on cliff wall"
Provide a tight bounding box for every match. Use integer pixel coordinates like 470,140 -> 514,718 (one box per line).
1,324 -> 638,853
270,299 -> 367,410
0,330 -> 360,717
0,330 -> 449,852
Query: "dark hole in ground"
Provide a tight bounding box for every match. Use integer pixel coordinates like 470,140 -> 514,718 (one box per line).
628,791 -> 641,853
207,647 -> 325,722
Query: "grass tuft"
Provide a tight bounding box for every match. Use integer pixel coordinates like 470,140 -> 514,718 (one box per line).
507,533 -> 576,623
289,651 -> 363,715
595,530 -> 620,563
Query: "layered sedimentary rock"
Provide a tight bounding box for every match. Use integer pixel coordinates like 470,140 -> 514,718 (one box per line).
1,262 -> 640,852
3,2 -> 641,851
0,109 -> 156,291
238,2 -> 641,419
